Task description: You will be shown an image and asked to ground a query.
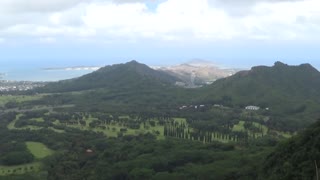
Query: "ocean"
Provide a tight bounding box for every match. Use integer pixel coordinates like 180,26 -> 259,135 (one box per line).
0,65 -> 99,82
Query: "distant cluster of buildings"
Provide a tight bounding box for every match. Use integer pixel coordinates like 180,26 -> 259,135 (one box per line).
0,81 -> 45,92
245,106 -> 260,111
179,104 -> 206,110
178,103 -> 268,111
245,105 -> 270,111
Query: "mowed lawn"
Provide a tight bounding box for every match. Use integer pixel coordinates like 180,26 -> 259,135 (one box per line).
26,142 -> 54,159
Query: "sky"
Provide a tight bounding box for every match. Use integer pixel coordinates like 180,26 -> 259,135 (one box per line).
0,0 -> 320,69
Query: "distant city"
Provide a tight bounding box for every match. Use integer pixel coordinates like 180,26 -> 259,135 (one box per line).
0,80 -> 46,92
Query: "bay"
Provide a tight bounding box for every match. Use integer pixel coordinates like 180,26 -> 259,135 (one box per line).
0,65 -> 97,82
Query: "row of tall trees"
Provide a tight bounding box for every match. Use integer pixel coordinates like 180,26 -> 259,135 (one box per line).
164,123 -> 251,143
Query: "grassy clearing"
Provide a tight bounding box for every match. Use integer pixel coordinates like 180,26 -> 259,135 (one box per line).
66,118 -> 165,139
6,119 -> 17,130
0,95 -> 43,107
233,121 -> 268,134
7,114 -> 22,130
7,114 -> 65,133
7,111 -> 290,143
0,162 -> 41,176
232,121 -> 275,138
278,132 -> 292,138
30,118 -> 45,122
232,121 -> 246,132
8,118 -> 44,131
271,130 -> 293,138
26,142 -> 54,159
173,118 -> 187,124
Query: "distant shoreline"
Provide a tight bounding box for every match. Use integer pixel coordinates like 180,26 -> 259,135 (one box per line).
43,66 -> 101,71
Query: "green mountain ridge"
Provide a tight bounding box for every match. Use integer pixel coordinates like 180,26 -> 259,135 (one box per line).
198,61 -> 320,131
38,60 -> 181,93
36,60 -> 192,113
202,61 -> 320,103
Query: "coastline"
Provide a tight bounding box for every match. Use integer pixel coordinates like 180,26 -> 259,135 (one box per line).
0,67 -> 97,82
43,66 -> 101,71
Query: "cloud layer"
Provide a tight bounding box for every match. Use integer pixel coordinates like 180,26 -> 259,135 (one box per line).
0,0 -> 319,44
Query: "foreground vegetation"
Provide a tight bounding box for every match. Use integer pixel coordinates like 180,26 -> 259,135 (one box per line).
0,94 -> 293,180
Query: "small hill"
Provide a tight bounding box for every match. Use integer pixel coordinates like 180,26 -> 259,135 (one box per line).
200,61 -> 320,130
261,119 -> 320,179
38,60 -> 180,93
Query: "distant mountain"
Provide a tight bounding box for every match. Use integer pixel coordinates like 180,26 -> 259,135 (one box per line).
36,60 -> 192,112
39,60 -> 181,93
153,60 -> 238,87
261,119 -> 320,179
200,61 -> 320,130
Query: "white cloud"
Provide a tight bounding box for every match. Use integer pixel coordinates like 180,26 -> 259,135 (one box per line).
0,0 -> 88,13
0,0 -> 319,43
39,37 -> 57,43
81,0 -> 237,40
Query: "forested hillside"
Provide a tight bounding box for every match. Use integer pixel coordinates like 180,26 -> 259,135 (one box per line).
262,119 -> 320,179
38,60 -> 181,93
199,61 -> 320,131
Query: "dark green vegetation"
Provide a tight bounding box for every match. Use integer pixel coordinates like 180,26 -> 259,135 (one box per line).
200,61 -> 320,132
1,61 -> 320,179
262,119 -> 320,179
0,142 -> 34,166
0,110 -> 274,180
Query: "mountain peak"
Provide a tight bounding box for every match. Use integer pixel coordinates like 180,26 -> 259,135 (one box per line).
272,61 -> 319,73
299,63 -> 318,71
126,60 -> 140,65
274,61 -> 288,67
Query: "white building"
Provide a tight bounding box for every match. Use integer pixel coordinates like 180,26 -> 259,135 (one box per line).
245,106 -> 260,111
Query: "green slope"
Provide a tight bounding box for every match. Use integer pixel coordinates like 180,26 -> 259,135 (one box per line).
261,119 -> 320,179
34,61 -> 193,112
38,60 -> 181,93
198,61 -> 320,130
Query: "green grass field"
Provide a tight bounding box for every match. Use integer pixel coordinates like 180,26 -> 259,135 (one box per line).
232,121 -> 246,132
7,114 -> 65,133
7,111 -> 291,144
7,114 -> 22,130
66,117 -> 165,138
232,121 -> 273,138
173,118 -> 187,124
0,95 -> 43,107
26,142 -> 54,159
30,118 -> 45,122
